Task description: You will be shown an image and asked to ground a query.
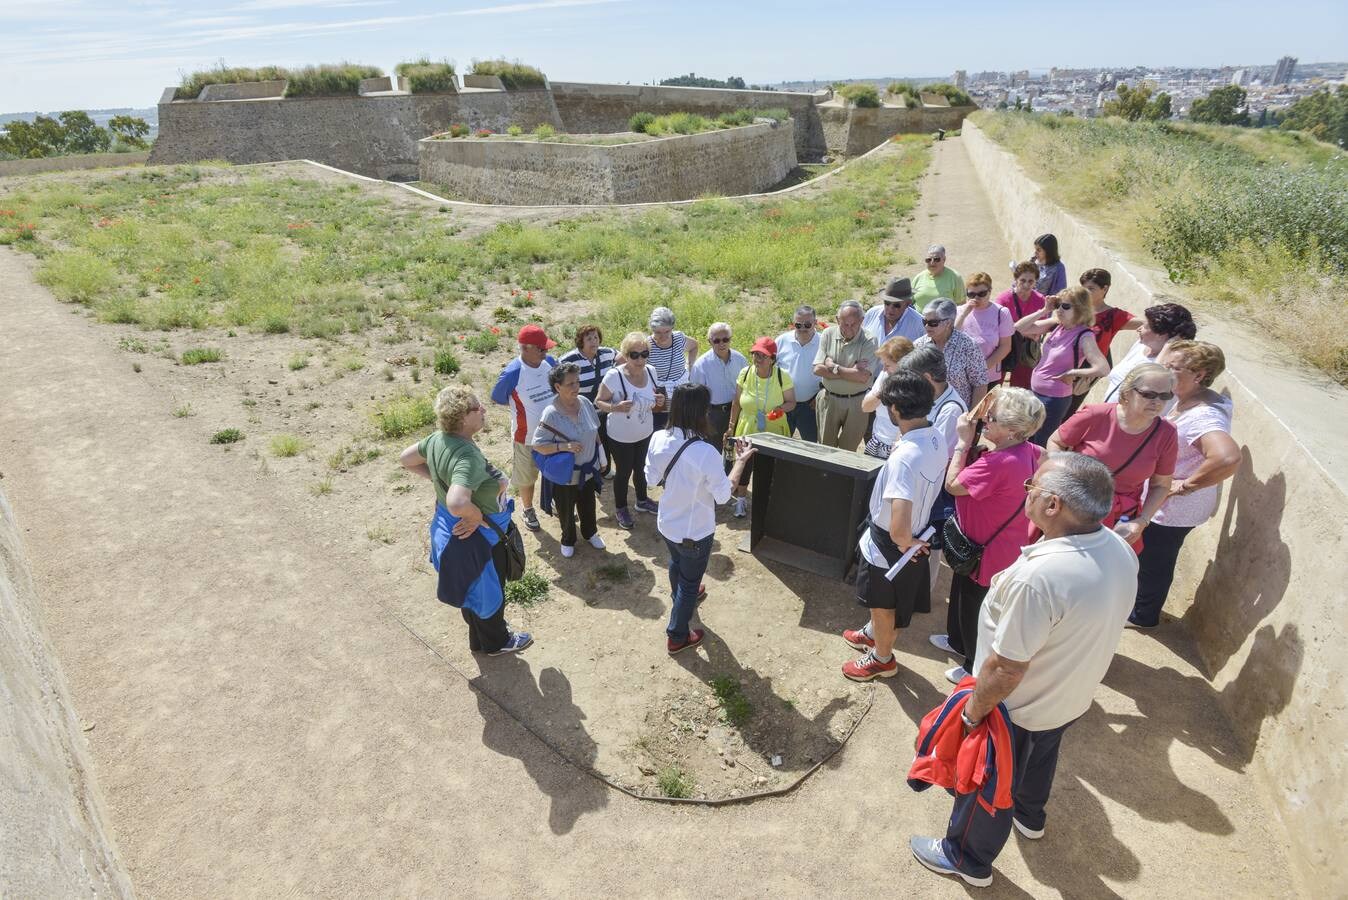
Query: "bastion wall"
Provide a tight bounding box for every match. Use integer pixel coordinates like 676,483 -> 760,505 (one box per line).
963,118 -> 1347,897
818,104 -> 975,156
418,119 -> 797,205
0,486 -> 132,898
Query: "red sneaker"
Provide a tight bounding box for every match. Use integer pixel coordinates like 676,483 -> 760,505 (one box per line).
841,627 -> 875,651
668,629 -> 705,654
696,583 -> 707,604
843,651 -> 898,681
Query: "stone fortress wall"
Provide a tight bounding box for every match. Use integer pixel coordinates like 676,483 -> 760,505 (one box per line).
418,119 -> 797,205
963,118 -> 1347,898
818,104 -> 975,156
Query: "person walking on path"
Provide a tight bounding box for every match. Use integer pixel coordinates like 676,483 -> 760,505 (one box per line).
840,371 -> 946,682
776,305 -> 823,442
910,451 -> 1138,889
533,363 -> 605,559
864,277 -> 925,346
912,244 -> 966,307
689,321 -> 747,458
490,324 -> 558,533
646,384 -> 756,654
814,300 -> 878,451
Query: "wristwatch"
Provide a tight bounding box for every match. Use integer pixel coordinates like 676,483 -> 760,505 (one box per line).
960,708 -> 981,730
831,363 -> 840,376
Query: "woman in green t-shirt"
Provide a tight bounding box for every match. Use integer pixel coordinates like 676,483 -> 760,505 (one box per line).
400,385 -> 532,655
726,336 -> 796,517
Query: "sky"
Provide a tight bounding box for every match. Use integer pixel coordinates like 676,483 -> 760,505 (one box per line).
2,0 -> 1346,112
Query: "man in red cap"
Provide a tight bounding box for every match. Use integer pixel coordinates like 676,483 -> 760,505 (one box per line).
490,324 -> 558,531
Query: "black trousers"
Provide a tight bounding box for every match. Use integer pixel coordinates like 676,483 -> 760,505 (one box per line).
1131,523 -> 1194,626
946,570 -> 991,673
597,411 -> 613,475
552,481 -> 598,547
708,403 -> 732,465
942,719 -> 1074,879
610,436 -> 651,509
462,538 -> 511,652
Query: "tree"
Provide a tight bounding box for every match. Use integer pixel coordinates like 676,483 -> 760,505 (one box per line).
109,115 -> 151,149
0,116 -> 65,157
57,110 -> 111,154
1190,85 -> 1249,126
1102,82 -> 1172,121
1279,85 -> 1348,147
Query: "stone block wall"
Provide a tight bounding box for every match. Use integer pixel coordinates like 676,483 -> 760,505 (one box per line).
419,120 -> 797,205
148,90 -> 563,179
550,82 -> 827,162
963,118 -> 1347,897
0,152 -> 150,178
0,486 -> 132,898
818,104 -> 976,156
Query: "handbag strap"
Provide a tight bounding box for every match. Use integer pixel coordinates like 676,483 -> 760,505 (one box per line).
1110,417 -> 1162,476
656,438 -> 698,488
538,420 -> 574,444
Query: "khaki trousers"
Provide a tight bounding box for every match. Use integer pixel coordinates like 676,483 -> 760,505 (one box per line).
817,390 -> 868,451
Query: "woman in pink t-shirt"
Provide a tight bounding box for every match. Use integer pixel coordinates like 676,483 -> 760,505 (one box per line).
955,271 -> 1014,393
1049,363 -> 1179,552
995,261 -> 1046,390
1014,286 -> 1109,446
932,388 -> 1045,683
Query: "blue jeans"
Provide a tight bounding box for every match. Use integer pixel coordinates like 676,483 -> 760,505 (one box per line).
1032,393 -> 1074,446
786,400 -> 818,443
663,534 -> 713,641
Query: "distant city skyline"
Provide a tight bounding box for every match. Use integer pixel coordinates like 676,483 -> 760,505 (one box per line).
3,0 -> 1345,112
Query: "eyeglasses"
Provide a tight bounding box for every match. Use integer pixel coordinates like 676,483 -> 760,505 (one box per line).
711,336 -> 731,344
883,300 -> 907,308
793,322 -> 815,329
1023,479 -> 1057,498
751,352 -> 771,361
1054,302 -> 1074,311
922,318 -> 947,328
1132,389 -> 1174,402
966,289 -> 991,299
924,257 -> 943,264
627,350 -> 649,359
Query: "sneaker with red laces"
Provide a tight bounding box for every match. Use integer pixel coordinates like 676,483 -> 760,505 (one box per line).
843,650 -> 898,681
842,627 -> 875,651
667,629 -> 705,654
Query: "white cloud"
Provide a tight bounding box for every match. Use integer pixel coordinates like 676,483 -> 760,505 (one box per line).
451,0 -> 628,14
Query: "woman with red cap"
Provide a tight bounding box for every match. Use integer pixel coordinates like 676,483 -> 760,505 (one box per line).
726,337 -> 796,517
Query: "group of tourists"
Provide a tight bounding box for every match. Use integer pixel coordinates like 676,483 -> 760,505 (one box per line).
400,233 -> 1244,888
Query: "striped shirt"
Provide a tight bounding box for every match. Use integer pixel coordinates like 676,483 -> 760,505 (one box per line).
558,346 -> 617,402
647,331 -> 689,389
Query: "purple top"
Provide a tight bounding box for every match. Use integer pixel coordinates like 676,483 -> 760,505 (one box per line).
1031,325 -> 1091,398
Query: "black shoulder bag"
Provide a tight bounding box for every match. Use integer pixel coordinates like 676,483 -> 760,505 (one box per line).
428,440 -> 526,582
942,503 -> 1024,580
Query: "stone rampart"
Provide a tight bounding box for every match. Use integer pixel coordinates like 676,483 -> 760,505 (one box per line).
550,81 -> 827,162
148,90 -> 563,179
818,104 -> 975,156
418,120 -> 797,205
0,486 -> 132,898
0,152 -> 150,178
963,117 -> 1347,897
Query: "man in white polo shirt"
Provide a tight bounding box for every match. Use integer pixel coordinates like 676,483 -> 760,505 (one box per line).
490,324 -> 558,532
910,451 -> 1138,889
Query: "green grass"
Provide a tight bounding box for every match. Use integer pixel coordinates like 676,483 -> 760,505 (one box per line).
657,766 -> 694,799
593,561 -> 630,582
284,63 -> 383,98
210,428 -> 244,444
327,444 -> 381,470
370,392 -> 435,439
464,331 -> 500,354
504,569 -> 551,606
433,348 -> 460,375
180,347 -> 223,365
837,83 -> 881,108
270,433 -> 308,457
709,675 -> 752,726
469,59 -> 546,90
395,59 -> 455,93
977,110 -> 1348,382
171,403 -> 195,417
175,65 -> 288,100
288,352 -> 310,371
310,476 -> 334,495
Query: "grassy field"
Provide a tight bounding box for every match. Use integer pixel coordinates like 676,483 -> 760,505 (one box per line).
975,111 -> 1348,382
0,136 -> 929,358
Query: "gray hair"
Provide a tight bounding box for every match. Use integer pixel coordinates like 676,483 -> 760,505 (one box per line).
924,298 -> 957,321
989,387 -> 1045,440
838,299 -> 863,317
900,344 -> 947,383
649,306 -> 676,329
794,305 -> 816,319
1040,452 -> 1115,524
707,321 -> 731,339
926,244 -> 947,258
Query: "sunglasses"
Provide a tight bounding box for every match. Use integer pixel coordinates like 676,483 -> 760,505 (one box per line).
925,257 -> 943,264
751,352 -> 771,360
627,350 -> 649,359
922,318 -> 947,328
966,289 -> 991,299
1023,479 -> 1057,497
710,336 -> 731,344
883,300 -> 907,308
793,322 -> 814,329
1054,302 -> 1074,311
1132,389 -> 1174,402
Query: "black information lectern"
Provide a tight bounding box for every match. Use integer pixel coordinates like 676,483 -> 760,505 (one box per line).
740,433 -> 885,579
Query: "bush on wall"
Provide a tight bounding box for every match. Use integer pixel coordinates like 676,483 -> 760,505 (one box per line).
924,83 -> 974,107
284,63 -> 384,98
469,59 -> 547,90
837,83 -> 881,109
175,65 -> 289,100
396,58 -> 456,93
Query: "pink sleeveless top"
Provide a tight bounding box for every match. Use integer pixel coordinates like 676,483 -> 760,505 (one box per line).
1031,325 -> 1090,398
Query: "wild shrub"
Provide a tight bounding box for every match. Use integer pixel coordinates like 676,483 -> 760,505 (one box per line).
837,83 -> 881,108
469,59 -> 546,90
532,123 -> 557,139
628,111 -> 656,133
657,767 -> 693,799
448,123 -> 470,138
395,59 -> 456,93
270,433 -> 308,457
506,125 -> 523,137
371,392 -> 435,439
923,83 -> 973,106
35,252 -> 116,303
464,331 -> 499,353
505,570 -> 550,606
283,63 -> 384,98
709,675 -> 752,726
180,347 -> 223,365
210,428 -> 244,444
175,65 -> 288,100
433,348 -> 460,375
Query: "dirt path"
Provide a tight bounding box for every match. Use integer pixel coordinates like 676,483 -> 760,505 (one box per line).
0,138 -> 1297,898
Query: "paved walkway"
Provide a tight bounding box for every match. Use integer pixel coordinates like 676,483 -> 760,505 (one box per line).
0,138 -> 1296,898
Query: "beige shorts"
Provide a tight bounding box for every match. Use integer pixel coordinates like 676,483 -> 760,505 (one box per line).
511,441 -> 538,489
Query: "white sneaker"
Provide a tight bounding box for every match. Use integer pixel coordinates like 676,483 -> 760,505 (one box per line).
1013,817 -> 1045,840
944,665 -> 968,685
588,533 -> 606,550
929,633 -> 955,655
733,496 -> 748,518
560,544 -> 575,558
